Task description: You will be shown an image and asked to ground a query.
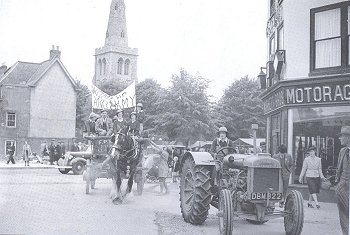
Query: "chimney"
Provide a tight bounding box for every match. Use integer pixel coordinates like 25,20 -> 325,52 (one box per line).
0,63 -> 7,76
50,45 -> 61,60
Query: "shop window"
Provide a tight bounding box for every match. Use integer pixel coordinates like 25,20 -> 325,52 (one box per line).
269,34 -> 276,60
292,106 -> 350,177
271,113 -> 281,155
277,25 -> 284,50
5,140 -> 16,155
310,2 -> 350,74
6,112 -> 16,127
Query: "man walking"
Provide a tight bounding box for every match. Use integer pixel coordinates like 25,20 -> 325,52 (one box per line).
6,142 -> 16,164
335,126 -> 350,235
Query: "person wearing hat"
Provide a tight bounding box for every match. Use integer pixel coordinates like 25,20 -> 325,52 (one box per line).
95,109 -> 113,136
299,146 -> 326,209
210,127 -> 235,157
273,144 -> 294,207
128,111 -> 140,136
112,109 -> 127,135
136,103 -> 145,134
84,112 -> 98,136
335,126 -> 350,235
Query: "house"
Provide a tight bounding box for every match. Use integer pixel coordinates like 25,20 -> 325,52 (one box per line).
0,46 -> 77,159
259,0 -> 350,184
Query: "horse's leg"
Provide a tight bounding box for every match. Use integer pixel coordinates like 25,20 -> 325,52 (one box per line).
122,171 -> 135,198
110,176 -> 117,199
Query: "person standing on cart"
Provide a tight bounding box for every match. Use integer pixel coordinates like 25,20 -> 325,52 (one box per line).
335,126 -> 350,235
84,112 -> 98,136
136,103 -> 145,135
113,109 -> 127,135
128,111 -> 140,136
95,109 -> 113,136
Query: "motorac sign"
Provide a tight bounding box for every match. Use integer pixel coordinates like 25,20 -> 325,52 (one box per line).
286,84 -> 350,104
262,80 -> 350,114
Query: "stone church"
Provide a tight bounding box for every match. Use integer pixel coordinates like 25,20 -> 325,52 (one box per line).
94,0 -> 138,91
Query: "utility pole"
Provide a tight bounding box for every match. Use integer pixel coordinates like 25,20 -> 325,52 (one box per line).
251,124 -> 259,154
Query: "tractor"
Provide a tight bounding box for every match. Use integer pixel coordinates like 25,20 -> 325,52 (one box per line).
179,147 -> 304,235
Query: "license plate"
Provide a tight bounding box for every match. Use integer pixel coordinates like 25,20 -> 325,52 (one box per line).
251,192 -> 282,200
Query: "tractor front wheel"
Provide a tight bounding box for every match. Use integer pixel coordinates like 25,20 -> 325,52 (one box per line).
179,157 -> 212,225
218,189 -> 234,235
284,190 -> 304,235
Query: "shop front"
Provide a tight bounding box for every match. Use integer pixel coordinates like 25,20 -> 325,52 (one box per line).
261,74 -> 350,185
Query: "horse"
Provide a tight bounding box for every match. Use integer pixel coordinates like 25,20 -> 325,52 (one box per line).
104,128 -> 142,204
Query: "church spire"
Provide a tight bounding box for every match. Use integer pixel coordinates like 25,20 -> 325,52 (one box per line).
105,0 -> 128,47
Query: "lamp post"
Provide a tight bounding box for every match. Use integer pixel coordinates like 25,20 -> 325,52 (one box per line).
258,67 -> 267,89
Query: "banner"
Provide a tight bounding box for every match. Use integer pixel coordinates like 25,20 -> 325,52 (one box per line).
92,82 -> 136,110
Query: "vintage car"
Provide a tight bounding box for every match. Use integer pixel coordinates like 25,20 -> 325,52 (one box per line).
57,146 -> 92,175
179,148 -> 304,235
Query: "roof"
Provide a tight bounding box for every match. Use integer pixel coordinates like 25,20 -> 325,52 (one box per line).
232,138 -> 266,147
0,58 -> 77,89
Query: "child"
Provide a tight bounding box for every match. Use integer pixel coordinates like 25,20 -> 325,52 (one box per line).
172,156 -> 180,183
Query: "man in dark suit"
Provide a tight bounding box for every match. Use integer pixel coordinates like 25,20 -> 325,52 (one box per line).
335,126 -> 350,235
49,139 -> 56,165
84,112 -> 98,136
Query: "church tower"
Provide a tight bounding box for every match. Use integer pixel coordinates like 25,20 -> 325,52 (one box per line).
94,0 -> 138,90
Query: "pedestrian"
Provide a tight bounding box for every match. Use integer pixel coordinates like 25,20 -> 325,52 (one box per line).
22,141 -> 32,167
60,142 -> 66,156
150,141 -> 170,195
49,139 -> 56,165
335,126 -> 350,235
273,144 -> 294,207
128,112 -> 140,136
54,142 -> 61,165
6,142 -> 16,164
172,156 -> 180,183
70,140 -> 80,152
299,146 -> 326,209
95,109 -> 113,136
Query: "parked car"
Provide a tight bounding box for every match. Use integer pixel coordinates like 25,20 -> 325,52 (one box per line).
57,146 -> 92,175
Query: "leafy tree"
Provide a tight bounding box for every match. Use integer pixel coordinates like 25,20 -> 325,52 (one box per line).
75,80 -> 92,136
136,79 -> 166,132
215,76 -> 266,139
154,69 -> 216,146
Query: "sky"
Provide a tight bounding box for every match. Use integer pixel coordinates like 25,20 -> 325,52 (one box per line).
0,0 -> 268,99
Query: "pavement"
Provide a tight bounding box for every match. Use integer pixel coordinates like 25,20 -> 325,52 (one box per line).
0,168 -> 343,235
0,160 -> 56,169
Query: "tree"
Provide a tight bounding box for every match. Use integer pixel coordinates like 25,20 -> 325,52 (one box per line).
136,79 -> 166,132
154,69 -> 216,146
215,76 -> 266,139
75,80 -> 92,136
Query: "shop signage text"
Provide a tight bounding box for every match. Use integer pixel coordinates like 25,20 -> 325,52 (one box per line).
263,81 -> 350,114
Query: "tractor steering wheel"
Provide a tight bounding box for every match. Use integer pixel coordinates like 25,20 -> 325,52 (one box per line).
216,147 -> 236,156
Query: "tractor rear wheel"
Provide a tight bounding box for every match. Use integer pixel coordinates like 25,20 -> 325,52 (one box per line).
180,157 -> 212,225
284,190 -> 304,235
218,189 -> 234,235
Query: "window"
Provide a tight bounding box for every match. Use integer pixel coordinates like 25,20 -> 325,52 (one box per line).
121,31 -> 125,38
117,58 -> 124,75
98,59 -> 102,75
5,140 -> 16,155
124,59 -> 130,75
6,112 -> 16,127
277,25 -> 284,50
271,113 -> 281,155
311,2 -> 350,74
269,34 -> 276,59
102,58 -> 107,75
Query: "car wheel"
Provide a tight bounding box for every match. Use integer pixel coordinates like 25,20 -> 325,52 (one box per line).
58,168 -> 70,174
72,161 -> 85,175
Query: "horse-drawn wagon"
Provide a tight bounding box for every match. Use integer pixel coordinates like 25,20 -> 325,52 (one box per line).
82,135 -> 146,198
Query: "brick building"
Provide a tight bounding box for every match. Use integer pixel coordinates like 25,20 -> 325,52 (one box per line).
0,46 -> 77,159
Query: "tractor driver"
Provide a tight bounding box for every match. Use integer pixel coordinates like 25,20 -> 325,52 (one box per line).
210,127 -> 235,170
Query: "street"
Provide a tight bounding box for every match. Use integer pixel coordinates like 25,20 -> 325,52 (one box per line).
0,168 -> 342,235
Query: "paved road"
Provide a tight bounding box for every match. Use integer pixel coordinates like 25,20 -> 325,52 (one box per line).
0,169 -> 342,235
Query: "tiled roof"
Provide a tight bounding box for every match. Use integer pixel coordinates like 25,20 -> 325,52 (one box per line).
0,62 -> 41,85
